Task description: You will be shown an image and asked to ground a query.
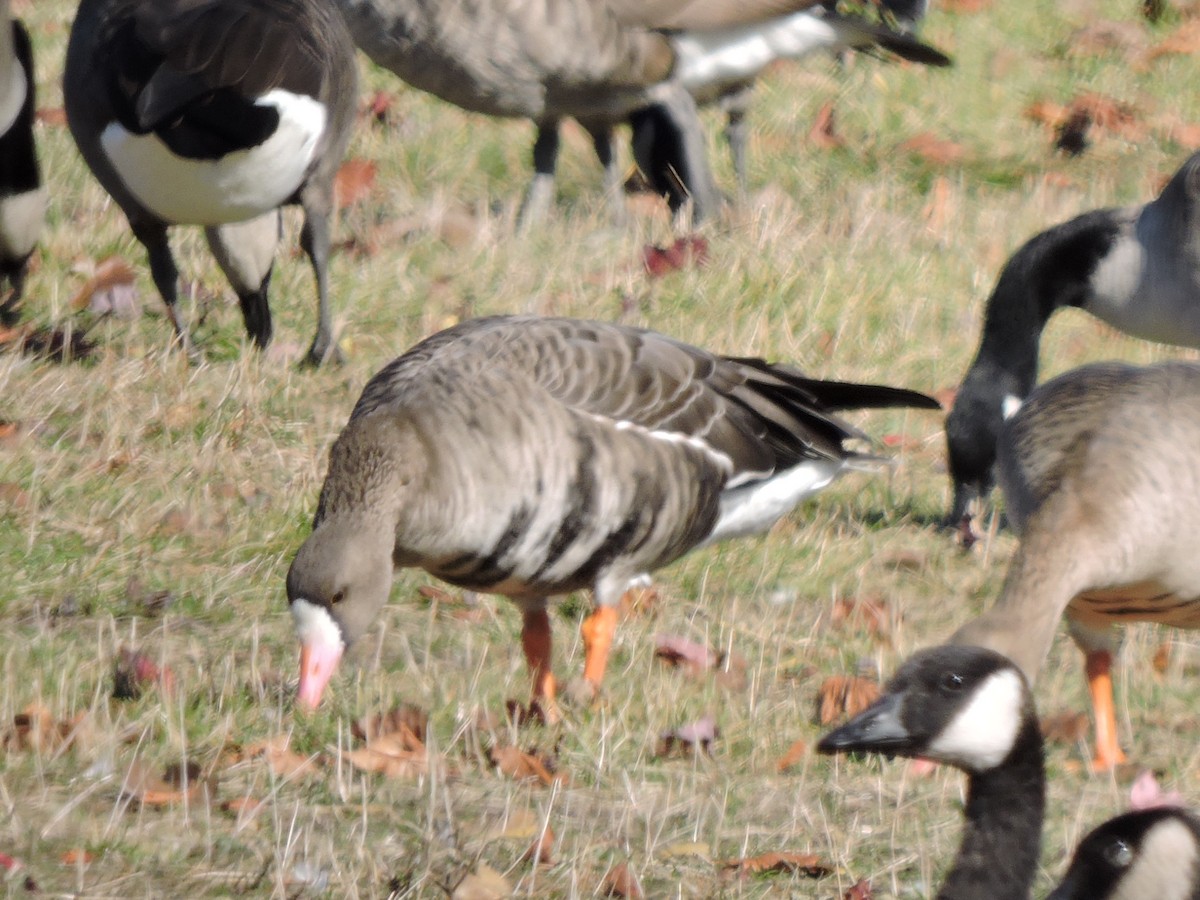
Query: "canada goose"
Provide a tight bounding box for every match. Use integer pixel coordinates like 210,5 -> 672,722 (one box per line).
334,0 -> 951,226
818,645 -> 1045,900
944,151 -> 1200,529
0,0 -> 46,325
1049,806 -> 1200,900
819,645 -> 1200,899
949,360 -> 1200,770
63,0 -> 358,364
287,315 -> 940,711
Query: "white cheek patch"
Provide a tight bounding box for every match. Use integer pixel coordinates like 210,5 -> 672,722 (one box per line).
927,668 -> 1024,770
1115,820 -> 1198,900
1001,394 -> 1023,420
0,59 -> 26,137
101,88 -> 327,225
290,598 -> 344,650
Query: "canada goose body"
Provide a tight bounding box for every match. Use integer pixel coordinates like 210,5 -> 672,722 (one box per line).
818,645 -> 1045,900
820,645 -> 1200,899
944,151 -> 1200,527
286,315 -> 940,710
336,0 -> 949,224
64,0 -> 358,363
0,0 -> 45,325
950,360 -> 1200,769
1050,807 -> 1200,900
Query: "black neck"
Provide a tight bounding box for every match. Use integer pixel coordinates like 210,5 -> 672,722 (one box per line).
937,722 -> 1045,900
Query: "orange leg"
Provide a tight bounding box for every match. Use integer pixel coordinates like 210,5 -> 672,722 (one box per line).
521,608 -> 557,706
580,606 -> 619,690
1085,649 -> 1128,771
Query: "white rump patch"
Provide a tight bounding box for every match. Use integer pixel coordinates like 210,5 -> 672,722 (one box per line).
927,668 -> 1024,770
101,88 -> 326,225
672,13 -> 842,92
1119,819 -> 1199,900
705,458 -> 845,545
290,598 -> 344,650
1001,394 -> 1023,420
0,59 -> 26,137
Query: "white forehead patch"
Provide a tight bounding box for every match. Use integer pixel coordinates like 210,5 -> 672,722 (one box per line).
926,668 -> 1024,770
290,598 -> 344,649
1115,819 -> 1198,900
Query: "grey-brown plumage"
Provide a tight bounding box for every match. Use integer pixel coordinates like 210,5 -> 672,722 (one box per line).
950,360 -> 1200,770
0,0 -> 45,325
64,0 -> 358,364
335,0 -> 950,224
287,315 -> 940,709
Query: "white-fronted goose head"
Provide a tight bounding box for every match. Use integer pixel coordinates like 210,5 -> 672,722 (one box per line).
335,0 -> 950,227
0,0 -> 46,326
945,151 -> 1200,529
287,315 -> 940,712
819,645 -> 1045,900
64,0 -> 358,364
949,360 -> 1200,770
1049,807 -> 1200,900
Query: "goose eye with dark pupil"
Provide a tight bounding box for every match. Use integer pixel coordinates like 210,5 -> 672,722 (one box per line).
1104,840 -> 1134,868
941,672 -> 965,691
331,590 -> 346,606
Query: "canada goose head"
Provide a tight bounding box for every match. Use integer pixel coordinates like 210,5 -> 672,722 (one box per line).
287,519 -> 394,709
1049,807 -> 1200,900
818,645 -> 1037,772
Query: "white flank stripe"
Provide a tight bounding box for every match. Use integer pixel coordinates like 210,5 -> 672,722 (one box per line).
101,88 -> 327,225
927,668 -> 1023,771
672,13 -> 843,91
290,598 -> 344,650
611,417 -> 735,475
705,457 -> 844,545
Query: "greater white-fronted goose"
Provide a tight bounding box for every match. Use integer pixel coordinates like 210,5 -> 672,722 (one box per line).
819,645 -> 1045,899
335,0 -> 950,226
949,360 -> 1200,770
820,645 -> 1200,900
1049,807 -> 1200,900
945,151 -> 1200,529
0,0 -> 45,325
64,0 -> 358,364
287,315 -> 940,711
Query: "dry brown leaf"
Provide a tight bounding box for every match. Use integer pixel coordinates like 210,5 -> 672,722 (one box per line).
70,256 -> 140,316
334,158 -> 377,210
619,585 -> 659,619
655,714 -> 719,758
342,729 -> 430,780
113,646 -> 176,700
808,100 -> 844,150
899,132 -> 967,165
829,596 -> 892,637
1146,18 -> 1200,60
489,744 -> 565,786
353,703 -> 429,744
1024,99 -> 1069,127
0,482 -> 30,509
59,849 -> 93,866
844,878 -> 874,899
1069,93 -> 1145,140
776,739 -> 807,772
36,106 -> 67,126
1153,640 -> 1172,675
600,861 -> 643,898
522,825 -> 555,865
452,863 -> 513,900
816,675 -> 881,725
642,236 -> 709,278
937,0 -> 992,11
654,634 -> 747,688
2,704 -> 90,754
244,734 -> 322,779
1040,710 -> 1089,744
718,851 -> 832,878
120,759 -> 213,807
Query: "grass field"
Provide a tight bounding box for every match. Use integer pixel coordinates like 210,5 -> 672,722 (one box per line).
3,0 -> 1200,896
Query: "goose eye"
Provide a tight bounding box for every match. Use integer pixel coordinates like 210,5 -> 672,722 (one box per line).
331,589 -> 346,606
1104,840 -> 1134,868
941,672 -> 965,692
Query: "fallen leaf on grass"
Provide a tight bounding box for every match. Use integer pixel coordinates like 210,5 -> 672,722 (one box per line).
775,739 -> 807,772
70,256 -> 140,318
334,158 -> 377,210
642,236 -> 708,278
1153,640 -> 1172,675
0,482 -> 30,509
2,704 -> 90,754
353,703 -> 429,744
654,634 -> 748,689
452,863 -> 512,900
809,101 -> 844,150
342,726 -> 431,781
244,734 -> 322,779
600,861 -> 643,898
816,675 -> 881,725
1145,18 -> 1200,61
937,0 -> 992,11
899,132 -> 966,166
829,596 -> 892,637
522,825 -> 555,865
35,106 -> 66,126
59,849 -> 93,866
1039,710 -> 1089,745
718,851 -> 832,878
655,714 -> 719,758
844,878 -> 874,899
361,89 -> 397,124
489,744 -> 565,786
619,585 -> 659,619
120,759 -> 213,807
112,646 -> 175,700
